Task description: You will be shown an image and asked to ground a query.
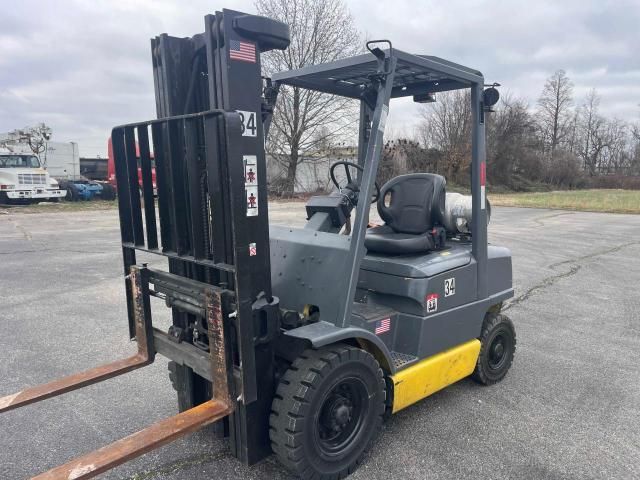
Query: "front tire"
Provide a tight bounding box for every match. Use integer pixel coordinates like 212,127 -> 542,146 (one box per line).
100,183 -> 116,200
66,183 -> 79,201
270,344 -> 385,480
472,313 -> 516,385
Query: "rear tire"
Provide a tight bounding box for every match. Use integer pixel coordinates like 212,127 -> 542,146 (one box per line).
270,344 -> 385,480
101,183 -> 116,200
65,183 -> 79,201
472,313 -> 516,385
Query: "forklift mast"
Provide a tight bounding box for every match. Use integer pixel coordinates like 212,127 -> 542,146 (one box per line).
142,8 -> 290,463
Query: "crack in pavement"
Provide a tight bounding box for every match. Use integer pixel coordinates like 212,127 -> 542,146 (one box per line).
548,241 -> 639,269
5,217 -> 33,241
504,240 -> 640,311
532,211 -> 576,227
505,265 -> 581,311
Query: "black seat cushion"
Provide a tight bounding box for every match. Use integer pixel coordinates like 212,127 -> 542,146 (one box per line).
365,225 -> 436,255
365,173 -> 446,255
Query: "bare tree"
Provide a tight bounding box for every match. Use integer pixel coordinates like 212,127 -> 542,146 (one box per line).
256,0 -> 361,196
537,70 -> 574,157
486,94 -> 541,187
630,125 -> 640,175
376,138 -> 432,185
418,90 -> 472,184
3,123 -> 52,154
603,119 -> 630,174
577,89 -> 605,175
1,123 -> 52,165
631,108 -> 640,175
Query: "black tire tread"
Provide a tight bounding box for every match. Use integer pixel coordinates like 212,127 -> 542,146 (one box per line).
100,183 -> 116,200
270,343 -> 385,479
472,312 -> 516,385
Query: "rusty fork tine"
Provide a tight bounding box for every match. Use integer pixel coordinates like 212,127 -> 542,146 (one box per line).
0,353 -> 151,414
1,267 -> 234,479
0,267 -> 154,414
32,399 -> 232,480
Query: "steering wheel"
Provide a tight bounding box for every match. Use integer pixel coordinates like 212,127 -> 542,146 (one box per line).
329,161 -> 380,204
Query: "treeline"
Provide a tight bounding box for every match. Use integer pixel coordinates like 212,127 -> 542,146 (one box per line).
382,70 -> 640,191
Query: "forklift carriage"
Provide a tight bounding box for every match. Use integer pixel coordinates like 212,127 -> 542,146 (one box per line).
0,8 -> 515,480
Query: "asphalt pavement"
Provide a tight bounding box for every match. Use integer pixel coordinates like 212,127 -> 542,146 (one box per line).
1,203 -> 639,479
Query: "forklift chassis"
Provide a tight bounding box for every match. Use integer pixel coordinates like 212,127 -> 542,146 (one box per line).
0,8 -> 515,480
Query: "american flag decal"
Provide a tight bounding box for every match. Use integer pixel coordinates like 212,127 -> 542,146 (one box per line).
375,317 -> 391,335
230,40 -> 256,63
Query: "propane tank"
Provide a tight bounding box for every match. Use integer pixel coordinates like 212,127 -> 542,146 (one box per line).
442,192 -> 491,234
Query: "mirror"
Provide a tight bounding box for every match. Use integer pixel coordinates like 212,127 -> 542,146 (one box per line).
482,87 -> 500,107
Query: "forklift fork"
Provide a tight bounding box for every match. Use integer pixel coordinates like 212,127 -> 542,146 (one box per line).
0,265 -> 234,479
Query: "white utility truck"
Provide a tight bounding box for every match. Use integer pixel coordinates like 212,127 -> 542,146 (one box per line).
0,152 -> 66,203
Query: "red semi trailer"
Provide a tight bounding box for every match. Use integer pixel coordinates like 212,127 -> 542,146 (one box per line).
107,137 -> 156,193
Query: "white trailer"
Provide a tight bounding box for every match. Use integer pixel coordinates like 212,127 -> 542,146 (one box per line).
40,141 -> 82,180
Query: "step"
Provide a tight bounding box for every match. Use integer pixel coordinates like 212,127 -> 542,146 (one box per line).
390,351 -> 419,370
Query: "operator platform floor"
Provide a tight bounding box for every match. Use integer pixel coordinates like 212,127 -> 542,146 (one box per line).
1,204 -> 639,479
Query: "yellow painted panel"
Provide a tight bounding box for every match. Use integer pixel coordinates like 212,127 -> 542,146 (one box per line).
391,339 -> 481,413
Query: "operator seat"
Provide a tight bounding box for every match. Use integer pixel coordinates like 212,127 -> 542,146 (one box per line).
364,173 -> 447,255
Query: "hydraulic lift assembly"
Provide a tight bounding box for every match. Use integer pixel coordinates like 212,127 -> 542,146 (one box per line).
1,8 -> 516,480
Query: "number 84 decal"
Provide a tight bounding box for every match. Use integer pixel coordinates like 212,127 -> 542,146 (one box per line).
237,110 -> 257,137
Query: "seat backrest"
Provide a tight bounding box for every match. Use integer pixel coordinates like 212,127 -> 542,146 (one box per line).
377,173 -> 446,234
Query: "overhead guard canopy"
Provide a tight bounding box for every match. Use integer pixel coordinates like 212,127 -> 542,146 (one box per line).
271,49 -> 484,98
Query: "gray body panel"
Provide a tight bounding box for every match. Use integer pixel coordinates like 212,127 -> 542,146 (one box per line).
284,320 -> 396,372
270,225 -> 352,324
274,227 -> 514,369
361,243 -> 473,278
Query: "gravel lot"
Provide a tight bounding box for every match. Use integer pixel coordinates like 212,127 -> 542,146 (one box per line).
1,203 -> 639,479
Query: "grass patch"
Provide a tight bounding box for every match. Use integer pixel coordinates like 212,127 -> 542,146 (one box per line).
3,189 -> 639,216
0,200 -> 118,215
490,189 -> 640,214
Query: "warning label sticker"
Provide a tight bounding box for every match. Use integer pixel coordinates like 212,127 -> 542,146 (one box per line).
244,155 -> 257,186
378,105 -> 388,132
480,161 -> 486,210
426,293 -> 439,313
249,242 -> 257,256
246,186 -> 258,216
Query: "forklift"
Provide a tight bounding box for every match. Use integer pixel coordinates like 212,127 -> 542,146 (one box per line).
0,8 -> 515,480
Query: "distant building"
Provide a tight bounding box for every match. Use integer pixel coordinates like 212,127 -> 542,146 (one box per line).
267,146 -> 357,193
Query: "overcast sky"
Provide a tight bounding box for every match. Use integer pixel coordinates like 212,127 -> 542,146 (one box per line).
1,0 -> 639,157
